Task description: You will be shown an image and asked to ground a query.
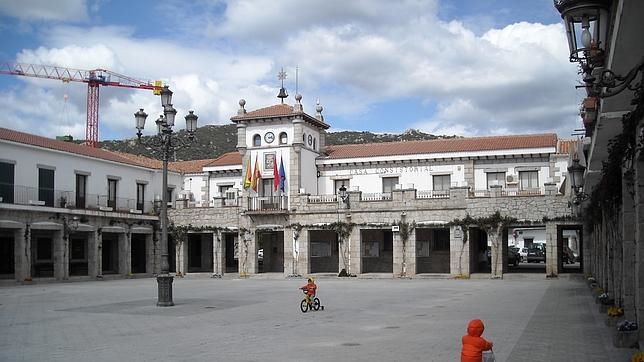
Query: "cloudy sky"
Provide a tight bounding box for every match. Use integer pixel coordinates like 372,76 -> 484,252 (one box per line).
0,0 -> 583,141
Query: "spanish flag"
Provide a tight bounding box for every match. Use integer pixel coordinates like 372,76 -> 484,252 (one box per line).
243,156 -> 252,189
251,155 -> 261,192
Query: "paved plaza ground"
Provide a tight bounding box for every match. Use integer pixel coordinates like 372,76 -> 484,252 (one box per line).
0,275 -> 637,362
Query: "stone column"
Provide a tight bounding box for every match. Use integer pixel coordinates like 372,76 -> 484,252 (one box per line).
238,229 -> 254,277
14,227 -> 27,282
450,225 -> 468,276
146,233 -> 154,275
176,236 -> 186,276
88,230 -> 99,278
288,227 -> 306,277
212,231 -> 224,277
545,222 -> 557,277
634,142 -> 644,339
121,232 -> 131,276
347,221 -> 361,275
489,229 -> 503,278
54,230 -> 67,280
96,231 -> 103,277
622,186 -> 635,319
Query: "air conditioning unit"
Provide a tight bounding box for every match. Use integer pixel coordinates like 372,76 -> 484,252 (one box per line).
506,174 -> 517,183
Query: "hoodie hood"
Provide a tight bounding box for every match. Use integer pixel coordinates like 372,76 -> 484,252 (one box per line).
467,319 -> 485,337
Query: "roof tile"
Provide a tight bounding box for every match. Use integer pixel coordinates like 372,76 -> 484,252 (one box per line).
324,133 -> 558,159
0,127 -> 163,169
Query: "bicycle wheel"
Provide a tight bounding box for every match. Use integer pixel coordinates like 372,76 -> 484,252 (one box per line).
300,299 -> 309,313
312,298 -> 321,311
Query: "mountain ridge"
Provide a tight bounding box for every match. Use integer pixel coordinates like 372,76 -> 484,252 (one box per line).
98,124 -> 457,161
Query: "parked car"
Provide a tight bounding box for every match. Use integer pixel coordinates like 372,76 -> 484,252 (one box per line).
527,246 -> 546,263
508,246 -> 520,267
487,247 -> 520,267
519,248 -> 528,262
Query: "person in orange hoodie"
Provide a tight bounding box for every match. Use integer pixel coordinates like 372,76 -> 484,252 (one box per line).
461,319 -> 493,362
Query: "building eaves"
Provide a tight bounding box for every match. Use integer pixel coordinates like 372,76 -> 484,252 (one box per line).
323,133 -> 558,160
230,103 -> 330,129
0,127 -> 163,169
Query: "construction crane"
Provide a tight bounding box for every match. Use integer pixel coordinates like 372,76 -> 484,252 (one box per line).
0,62 -> 161,147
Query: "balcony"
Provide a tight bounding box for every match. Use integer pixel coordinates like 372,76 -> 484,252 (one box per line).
0,184 -> 153,214
246,196 -> 288,213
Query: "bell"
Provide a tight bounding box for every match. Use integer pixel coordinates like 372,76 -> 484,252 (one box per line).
277,87 -> 288,103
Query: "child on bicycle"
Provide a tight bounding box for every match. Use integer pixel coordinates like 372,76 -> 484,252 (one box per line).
300,278 -> 317,303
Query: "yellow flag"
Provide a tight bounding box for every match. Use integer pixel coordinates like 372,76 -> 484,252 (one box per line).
251,155 -> 261,191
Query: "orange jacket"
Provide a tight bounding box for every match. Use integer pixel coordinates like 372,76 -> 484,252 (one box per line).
461,319 -> 493,362
301,282 -> 317,297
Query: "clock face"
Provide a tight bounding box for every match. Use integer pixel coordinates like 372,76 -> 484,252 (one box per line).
264,132 -> 275,143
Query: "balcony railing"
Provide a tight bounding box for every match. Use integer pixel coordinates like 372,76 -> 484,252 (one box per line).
308,194 -> 339,203
417,190 -> 450,199
361,192 -> 392,201
469,188 -> 545,197
246,196 -> 288,212
0,184 -> 151,214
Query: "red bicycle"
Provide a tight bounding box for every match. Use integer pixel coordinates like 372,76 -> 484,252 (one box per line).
300,289 -> 322,313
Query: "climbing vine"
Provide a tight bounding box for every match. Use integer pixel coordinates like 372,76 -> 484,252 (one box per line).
396,220 -> 416,244
585,89 -> 644,229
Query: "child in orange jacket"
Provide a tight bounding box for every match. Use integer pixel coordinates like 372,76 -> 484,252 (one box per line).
461,319 -> 493,362
300,278 -> 317,302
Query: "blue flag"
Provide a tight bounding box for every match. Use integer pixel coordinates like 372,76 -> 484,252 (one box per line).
279,156 -> 286,192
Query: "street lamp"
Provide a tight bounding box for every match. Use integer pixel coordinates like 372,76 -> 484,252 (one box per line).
134,87 -> 198,307
338,184 -> 349,208
554,0 -> 644,98
554,0 -> 610,65
567,158 -> 589,203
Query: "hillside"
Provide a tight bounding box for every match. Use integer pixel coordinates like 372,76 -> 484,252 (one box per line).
98,124 -> 455,161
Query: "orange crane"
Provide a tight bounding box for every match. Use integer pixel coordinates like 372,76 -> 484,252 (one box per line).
0,62 -> 161,147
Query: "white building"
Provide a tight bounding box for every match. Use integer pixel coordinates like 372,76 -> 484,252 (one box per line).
0,127 -> 183,281
0,94 -> 580,282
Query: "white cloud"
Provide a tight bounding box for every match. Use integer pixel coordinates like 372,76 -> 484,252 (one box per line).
0,0 -> 88,21
0,0 -> 583,141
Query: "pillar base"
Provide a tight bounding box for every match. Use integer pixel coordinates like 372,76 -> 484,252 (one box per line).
156,274 -> 174,307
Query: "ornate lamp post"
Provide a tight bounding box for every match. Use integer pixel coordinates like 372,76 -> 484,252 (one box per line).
338,184 -> 350,208
134,85 -> 198,307
554,0 -> 644,99
567,158 -> 589,203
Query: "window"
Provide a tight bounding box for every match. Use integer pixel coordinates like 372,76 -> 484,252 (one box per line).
36,237 -> 52,260
166,187 -> 174,203
76,174 -> 87,209
279,132 -> 288,144
433,229 -> 450,251
38,168 -> 55,207
136,183 -> 145,211
311,242 -> 331,257
252,134 -> 261,147
261,178 -> 274,197
107,179 -> 117,209
382,177 -> 399,194
70,237 -> 86,260
219,184 -> 233,197
519,171 -> 539,190
0,162 -> 14,203
486,172 -> 506,189
432,174 -> 451,192
334,180 -> 349,194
